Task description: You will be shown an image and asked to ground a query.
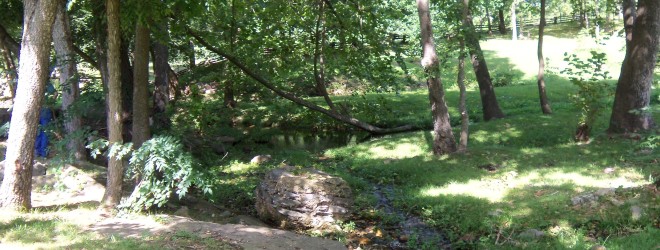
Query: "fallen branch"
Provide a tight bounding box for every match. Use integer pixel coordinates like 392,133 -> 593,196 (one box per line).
187,29 -> 416,135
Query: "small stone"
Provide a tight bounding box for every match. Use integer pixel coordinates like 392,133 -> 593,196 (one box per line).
488,209 -> 504,217
398,235 -> 409,243
250,155 -> 272,164
174,206 -> 190,217
518,229 -> 545,239
608,197 -> 624,206
590,245 -> 606,250
631,206 -> 643,220
595,188 -> 614,196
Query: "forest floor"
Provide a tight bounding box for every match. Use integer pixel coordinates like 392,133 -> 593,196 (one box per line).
0,144 -> 347,250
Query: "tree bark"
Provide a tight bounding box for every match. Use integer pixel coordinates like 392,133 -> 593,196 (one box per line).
313,0 -> 337,112
457,39 -> 469,153
485,0 -> 492,34
120,41 -> 133,126
608,0 -> 659,133
511,0 -> 518,40
224,0 -> 237,109
498,8 -> 506,34
132,23 -> 150,148
417,0 -> 457,155
0,0 -> 58,211
153,35 -> 170,129
53,0 -> 86,161
188,30 -> 416,135
537,0 -> 552,114
0,41 -> 17,100
93,0 -> 109,87
462,0 -> 505,121
101,0 -> 125,211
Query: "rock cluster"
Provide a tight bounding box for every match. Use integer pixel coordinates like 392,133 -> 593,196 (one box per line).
255,166 -> 353,230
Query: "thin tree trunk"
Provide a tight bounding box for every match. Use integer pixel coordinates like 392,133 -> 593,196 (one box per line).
511,0 -> 518,40
0,0 -> 58,211
498,9 -> 506,34
188,30 -> 415,135
53,1 -> 86,161
224,0 -> 237,109
417,0 -> 457,155
153,22 -> 170,130
0,42 -> 17,100
485,0 -> 492,34
101,0 -> 125,211
120,41 -> 133,129
132,23 -> 150,148
537,0 -> 552,114
457,39 -> 469,153
188,40 -> 195,70
462,0 -> 505,121
93,0 -> 109,87
608,0 -> 659,133
313,0 -> 337,112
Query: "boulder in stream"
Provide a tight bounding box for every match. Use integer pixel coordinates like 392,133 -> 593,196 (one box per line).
255,166 -> 353,231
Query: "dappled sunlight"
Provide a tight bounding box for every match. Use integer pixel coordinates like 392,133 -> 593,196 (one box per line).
471,126 -> 523,144
420,167 -> 648,203
367,141 -> 426,159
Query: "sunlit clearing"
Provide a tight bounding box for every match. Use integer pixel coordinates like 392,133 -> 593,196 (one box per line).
422,169 -> 647,202
368,142 -> 425,159
471,127 -> 522,143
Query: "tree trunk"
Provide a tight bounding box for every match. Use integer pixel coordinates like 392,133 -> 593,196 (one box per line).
93,0 -> 109,87
457,39 -> 469,153
462,0 -> 505,121
153,37 -> 170,130
188,30 -> 416,135
188,40 -> 195,70
417,0 -> 457,155
120,41 -> 133,130
224,0 -> 237,109
313,0 -> 337,112
608,0 -> 659,133
132,23 -> 150,148
0,0 -> 58,211
485,0 -> 492,34
101,0 -> 125,211
53,1 -> 86,161
498,8 -> 506,34
537,0 -> 552,114
511,0 -> 518,40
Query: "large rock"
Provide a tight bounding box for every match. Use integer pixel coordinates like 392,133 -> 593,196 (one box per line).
255,166 -> 353,230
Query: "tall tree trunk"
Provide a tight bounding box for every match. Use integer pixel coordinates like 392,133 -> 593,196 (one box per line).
608,0 -> 659,133
93,0 -> 109,87
188,40 -> 195,70
53,1 -> 86,161
457,39 -> 469,153
189,30 -> 416,135
132,23 -> 150,148
511,0 -> 518,40
153,33 -> 170,130
537,0 -> 552,114
314,0 -> 337,112
462,0 -> 505,121
485,0 -> 492,34
0,0 -> 58,211
224,0 -> 237,109
120,41 -> 133,138
417,0 -> 457,155
498,8 -> 506,34
101,0 -> 125,211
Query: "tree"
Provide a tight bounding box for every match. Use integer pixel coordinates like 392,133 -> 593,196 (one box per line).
461,0 -> 506,121
100,0 -> 125,211
0,0 -> 58,210
511,0 -> 518,40
457,38 -> 469,152
153,21 -> 170,129
417,0 -> 457,155
537,0 -> 552,114
53,0 -> 86,161
608,0 -> 659,133
132,13 -> 151,148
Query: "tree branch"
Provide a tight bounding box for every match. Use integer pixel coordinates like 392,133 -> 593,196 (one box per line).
73,45 -> 99,69
187,29 -> 416,135
0,23 -> 19,56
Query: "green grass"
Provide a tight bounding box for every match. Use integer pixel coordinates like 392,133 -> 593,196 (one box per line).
0,211 -> 238,249
210,31 -> 659,247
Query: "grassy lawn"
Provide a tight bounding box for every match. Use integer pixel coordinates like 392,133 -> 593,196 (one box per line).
211,26 -> 659,249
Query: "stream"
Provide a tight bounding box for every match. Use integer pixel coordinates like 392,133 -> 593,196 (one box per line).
372,185 -> 451,249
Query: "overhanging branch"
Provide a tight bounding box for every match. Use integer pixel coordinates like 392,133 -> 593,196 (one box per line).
187,29 -> 416,135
